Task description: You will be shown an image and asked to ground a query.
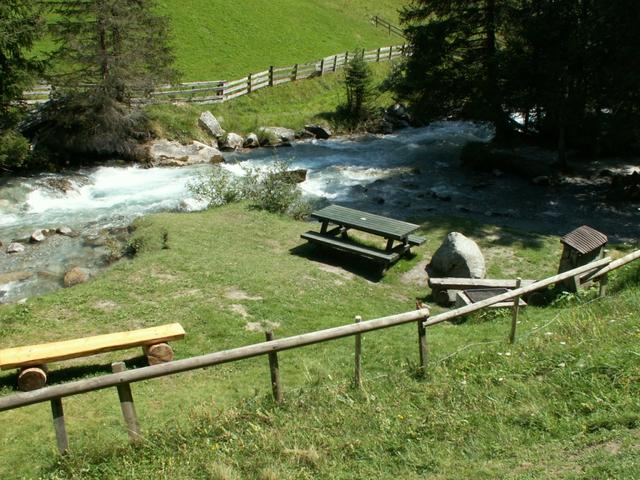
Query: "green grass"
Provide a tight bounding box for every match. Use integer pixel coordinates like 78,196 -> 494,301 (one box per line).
156,0 -> 407,81
0,204 -> 638,478
146,62 -> 396,142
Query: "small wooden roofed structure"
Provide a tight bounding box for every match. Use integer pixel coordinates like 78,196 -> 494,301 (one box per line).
558,225 -> 608,291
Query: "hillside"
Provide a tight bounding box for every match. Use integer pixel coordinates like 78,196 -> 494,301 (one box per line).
155,0 -> 407,80
0,205 -> 638,478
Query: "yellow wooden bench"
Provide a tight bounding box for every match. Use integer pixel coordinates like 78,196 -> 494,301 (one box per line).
0,323 -> 185,391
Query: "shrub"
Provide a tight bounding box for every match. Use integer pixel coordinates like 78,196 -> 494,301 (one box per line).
0,129 -> 30,172
187,166 -> 243,207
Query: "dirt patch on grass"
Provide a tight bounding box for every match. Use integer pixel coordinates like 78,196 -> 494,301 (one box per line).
224,287 -> 263,301
245,320 -> 280,332
92,300 -> 119,312
313,262 -> 355,281
400,260 -> 428,287
230,304 -> 250,318
172,288 -> 202,299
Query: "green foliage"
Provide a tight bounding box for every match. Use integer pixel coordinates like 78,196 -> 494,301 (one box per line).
35,0 -> 177,161
0,0 -> 44,128
340,53 -> 375,125
187,166 -> 243,208
0,129 -> 30,172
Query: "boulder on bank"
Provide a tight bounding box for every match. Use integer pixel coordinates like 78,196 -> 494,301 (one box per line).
148,139 -> 224,166
63,267 -> 89,287
259,127 -> 296,145
244,133 -> 260,148
199,111 -> 226,138
6,242 -> 25,254
30,229 -> 48,243
221,133 -> 244,151
273,169 -> 307,184
304,124 -> 332,140
56,226 -> 75,236
426,232 -> 486,279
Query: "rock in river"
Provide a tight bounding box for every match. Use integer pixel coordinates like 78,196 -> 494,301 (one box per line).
6,242 -> 25,254
63,267 -> 90,287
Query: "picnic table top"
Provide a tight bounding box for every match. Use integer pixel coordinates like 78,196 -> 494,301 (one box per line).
311,204 -> 420,240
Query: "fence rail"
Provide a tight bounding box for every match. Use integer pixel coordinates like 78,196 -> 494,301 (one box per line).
1,249 -> 638,454
371,15 -> 406,39
23,44 -> 407,106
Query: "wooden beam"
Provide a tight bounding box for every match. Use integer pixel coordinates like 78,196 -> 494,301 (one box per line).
50,398 -> 69,455
112,362 -> 141,444
354,316 -> 362,388
265,331 -> 283,404
0,323 -> 185,370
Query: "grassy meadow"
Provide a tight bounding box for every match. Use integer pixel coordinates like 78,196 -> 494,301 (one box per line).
156,0 -> 407,81
0,204 -> 638,478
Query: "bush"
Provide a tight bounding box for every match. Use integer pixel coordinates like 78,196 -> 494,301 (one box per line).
186,159 -> 309,218
187,166 -> 243,207
0,129 -> 30,172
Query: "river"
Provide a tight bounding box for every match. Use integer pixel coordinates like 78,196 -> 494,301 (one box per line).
1,122 -> 638,303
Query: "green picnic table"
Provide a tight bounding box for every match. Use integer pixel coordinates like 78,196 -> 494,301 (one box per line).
301,204 -> 426,268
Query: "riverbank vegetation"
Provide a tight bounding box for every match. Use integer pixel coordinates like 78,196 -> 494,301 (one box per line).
0,205 -> 638,478
391,1 -> 640,165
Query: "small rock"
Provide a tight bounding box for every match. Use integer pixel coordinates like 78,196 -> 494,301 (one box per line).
296,129 -> 315,140
198,111 -> 226,138
148,139 -> 224,166
304,124 -> 332,140
532,175 -> 550,186
56,226 -> 74,236
259,127 -> 296,144
221,132 -> 244,151
7,242 -> 25,254
45,178 -> 75,193
63,267 -> 89,287
243,133 -> 260,148
30,230 -> 46,243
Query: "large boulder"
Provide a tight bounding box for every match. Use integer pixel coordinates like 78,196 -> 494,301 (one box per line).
148,140 -> 224,166
426,232 -> 486,279
199,111 -> 226,138
220,132 -> 244,151
30,229 -> 47,243
63,267 -> 89,288
304,124 -> 332,140
259,126 -> 296,145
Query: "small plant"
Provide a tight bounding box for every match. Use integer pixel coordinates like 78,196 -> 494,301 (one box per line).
256,128 -> 279,146
187,166 -> 243,208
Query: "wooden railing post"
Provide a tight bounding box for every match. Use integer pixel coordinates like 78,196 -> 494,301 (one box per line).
265,331 -> 283,404
345,51 -> 349,64
333,55 -> 338,72
319,58 -> 324,76
293,64 -> 299,81
599,272 -> 609,297
248,73 -> 253,93
389,45 -> 393,60
112,362 -> 142,444
268,66 -> 274,87
354,315 -> 363,388
50,398 -> 69,455
416,302 -> 429,376
377,47 -> 381,62
509,278 -> 522,344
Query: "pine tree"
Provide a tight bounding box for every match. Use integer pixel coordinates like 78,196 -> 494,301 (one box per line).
343,53 -> 374,123
36,0 -> 178,160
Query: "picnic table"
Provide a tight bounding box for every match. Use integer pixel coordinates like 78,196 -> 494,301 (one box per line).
301,204 -> 425,267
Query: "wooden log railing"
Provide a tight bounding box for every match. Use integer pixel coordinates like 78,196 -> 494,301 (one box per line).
1,251 -> 639,454
371,16 -> 406,39
23,44 -> 408,106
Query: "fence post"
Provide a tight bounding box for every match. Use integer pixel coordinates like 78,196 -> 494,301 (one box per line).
268,66 -> 274,87
345,51 -> 349,65
599,272 -> 609,297
293,64 -> 299,81
354,315 -> 363,388
265,331 -> 283,404
319,58 -> 324,76
416,302 -> 429,376
50,398 -> 69,455
389,45 -> 393,60
509,278 -> 523,344
112,362 -> 142,444
377,47 -> 381,62
248,73 -> 253,93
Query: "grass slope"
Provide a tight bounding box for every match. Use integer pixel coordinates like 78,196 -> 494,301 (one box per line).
0,204 -> 638,478
156,0 -> 407,81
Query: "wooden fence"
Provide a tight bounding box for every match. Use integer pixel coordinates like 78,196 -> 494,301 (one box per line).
1,250 -> 638,454
23,44 -> 407,106
371,15 -> 406,39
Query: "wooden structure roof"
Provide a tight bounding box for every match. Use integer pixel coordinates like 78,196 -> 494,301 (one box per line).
561,225 -> 607,254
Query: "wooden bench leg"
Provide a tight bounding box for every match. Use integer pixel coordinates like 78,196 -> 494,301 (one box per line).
18,365 -> 48,391
143,343 -> 174,365
385,238 -> 394,251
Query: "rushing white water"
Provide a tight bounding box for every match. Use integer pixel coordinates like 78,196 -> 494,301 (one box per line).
1,121 -> 637,303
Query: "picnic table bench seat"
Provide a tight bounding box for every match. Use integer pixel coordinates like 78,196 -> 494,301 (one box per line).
0,323 -> 185,391
301,231 -> 400,264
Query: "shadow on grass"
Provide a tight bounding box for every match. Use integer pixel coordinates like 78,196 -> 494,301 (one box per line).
290,242 -> 388,283
413,215 -> 547,250
0,355 -> 149,392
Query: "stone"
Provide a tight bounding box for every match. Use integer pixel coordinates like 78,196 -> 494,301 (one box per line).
63,267 -> 89,287
30,230 -> 46,243
304,124 -> 332,139
56,226 -> 74,236
198,111 -> 226,138
0,271 -> 33,284
296,129 -> 315,140
147,139 -> 224,166
259,126 -> 296,144
7,242 -> 25,254
271,169 -> 307,184
244,133 -> 260,148
427,232 -> 486,279
221,132 -> 244,151
45,178 -> 75,193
